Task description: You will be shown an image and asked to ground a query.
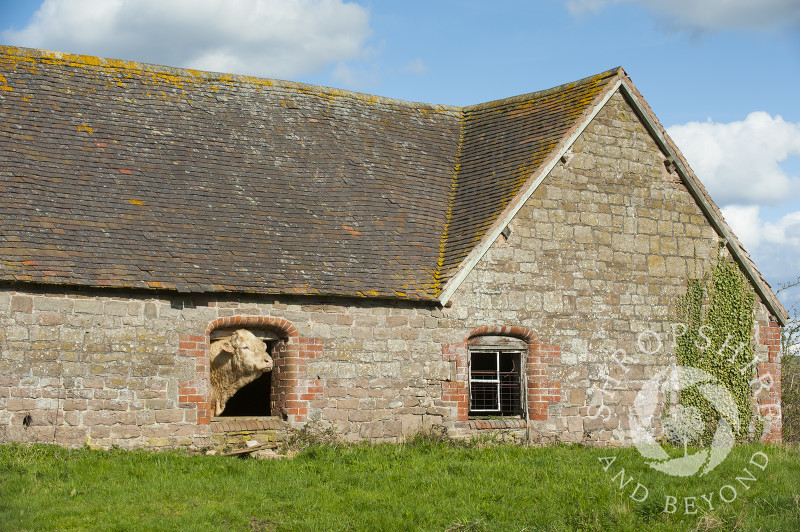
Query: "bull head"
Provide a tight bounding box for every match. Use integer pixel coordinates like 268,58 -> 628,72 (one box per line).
209,329 -> 274,416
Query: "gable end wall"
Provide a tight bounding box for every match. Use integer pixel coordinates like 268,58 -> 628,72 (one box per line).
449,91 -> 782,444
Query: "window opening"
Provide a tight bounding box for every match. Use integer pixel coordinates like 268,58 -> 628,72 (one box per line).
469,349 -> 523,416
219,373 -> 271,417
210,327 -> 281,417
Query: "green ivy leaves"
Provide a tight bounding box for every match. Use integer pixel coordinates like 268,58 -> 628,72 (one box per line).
675,254 -> 760,444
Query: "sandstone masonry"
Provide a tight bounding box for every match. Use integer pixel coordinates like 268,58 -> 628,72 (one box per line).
0,92 -> 783,449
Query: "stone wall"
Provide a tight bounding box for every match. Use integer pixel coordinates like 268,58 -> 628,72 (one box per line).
450,91 -> 782,444
0,289 -> 457,448
0,90 -> 783,449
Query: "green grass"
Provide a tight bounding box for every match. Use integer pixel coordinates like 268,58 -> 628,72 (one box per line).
1,437 -> 798,531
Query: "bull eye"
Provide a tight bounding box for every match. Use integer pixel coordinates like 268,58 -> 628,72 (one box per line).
242,345 -> 250,350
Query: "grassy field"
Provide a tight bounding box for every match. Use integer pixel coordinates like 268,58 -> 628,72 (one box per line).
0,436 -> 798,531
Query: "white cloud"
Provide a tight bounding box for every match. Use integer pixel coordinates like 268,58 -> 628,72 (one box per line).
565,0 -> 800,31
721,206 -> 800,250
721,205 -> 800,282
329,61 -> 380,89
1,0 -> 371,79
719,205 -> 763,250
565,0 -> 616,15
671,112 -> 800,284
667,112 -> 800,206
401,58 -> 426,75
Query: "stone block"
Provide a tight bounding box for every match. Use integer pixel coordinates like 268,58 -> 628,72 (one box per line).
349,409 -> 372,423
619,390 -> 638,407
383,420 -> 402,438
336,398 -> 359,409
638,218 -> 657,234
64,399 -> 88,411
83,411 -> 118,426
351,327 -> 373,341
400,327 -> 419,341
401,363 -> 423,380
37,312 -> 65,326
569,389 -> 586,406
73,299 -> 105,314
0,291 -> 10,311
102,400 -> 130,411
155,410 -> 185,423
647,255 -> 666,276
322,408 -> 349,422
143,302 -> 159,319
423,361 -> 451,382
110,426 -> 142,439
126,301 -> 144,316
359,421 -> 384,439
104,301 -> 129,316
5,326 -> 29,342
583,416 -> 604,431
543,292 -> 562,313
10,296 -> 33,313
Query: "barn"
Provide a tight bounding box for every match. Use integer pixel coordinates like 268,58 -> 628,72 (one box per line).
0,46 -> 786,449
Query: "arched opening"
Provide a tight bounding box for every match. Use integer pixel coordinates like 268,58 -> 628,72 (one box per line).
219,374 -> 271,417
467,334 -> 528,417
209,326 -> 287,418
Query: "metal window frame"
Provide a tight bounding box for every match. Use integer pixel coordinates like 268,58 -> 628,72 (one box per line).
468,348 -> 524,416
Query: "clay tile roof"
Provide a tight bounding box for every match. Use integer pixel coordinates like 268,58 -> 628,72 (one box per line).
439,68 -> 622,277
0,45 -> 620,300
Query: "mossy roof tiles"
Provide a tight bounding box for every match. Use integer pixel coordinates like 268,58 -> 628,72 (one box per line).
0,45 -> 620,300
440,69 -> 621,277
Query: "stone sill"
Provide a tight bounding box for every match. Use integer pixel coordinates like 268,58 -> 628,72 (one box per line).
456,418 -> 527,430
210,416 -> 287,433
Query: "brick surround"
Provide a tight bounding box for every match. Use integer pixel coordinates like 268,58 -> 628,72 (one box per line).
178,316 -> 323,427
177,334 -> 211,424
757,318 -> 782,442
443,325 -> 561,427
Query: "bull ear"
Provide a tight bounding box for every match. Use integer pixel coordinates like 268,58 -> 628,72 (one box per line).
219,339 -> 234,353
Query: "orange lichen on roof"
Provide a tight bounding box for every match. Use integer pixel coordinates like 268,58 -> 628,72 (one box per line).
0,44 -> 625,302
433,128 -> 465,291
342,225 -> 362,236
0,72 -> 12,91
435,68 -> 624,287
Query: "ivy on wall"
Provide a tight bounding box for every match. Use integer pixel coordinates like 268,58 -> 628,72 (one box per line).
674,249 -> 761,444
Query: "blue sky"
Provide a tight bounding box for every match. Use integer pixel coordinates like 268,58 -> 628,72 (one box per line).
1,0 -> 798,303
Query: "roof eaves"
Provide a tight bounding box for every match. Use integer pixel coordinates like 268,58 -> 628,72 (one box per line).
0,275 -> 443,303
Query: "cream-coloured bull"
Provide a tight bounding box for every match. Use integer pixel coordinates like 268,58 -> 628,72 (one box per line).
209,329 -> 274,416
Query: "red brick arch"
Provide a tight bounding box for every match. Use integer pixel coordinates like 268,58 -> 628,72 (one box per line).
205,316 -> 299,339
467,325 -> 539,344
178,316 -> 322,425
